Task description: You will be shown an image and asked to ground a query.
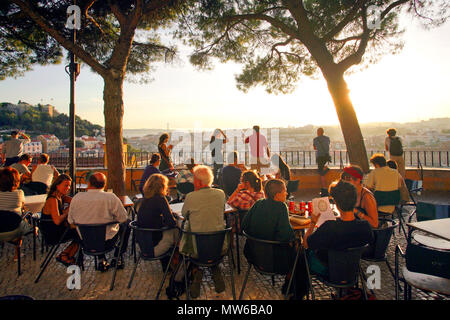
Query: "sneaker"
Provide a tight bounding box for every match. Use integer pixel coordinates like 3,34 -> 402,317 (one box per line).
211,266 -> 225,293
190,268 -> 203,299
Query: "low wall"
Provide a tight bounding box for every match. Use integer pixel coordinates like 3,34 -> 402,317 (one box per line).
73,167 -> 450,192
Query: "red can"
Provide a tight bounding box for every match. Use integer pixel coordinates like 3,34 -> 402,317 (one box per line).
307,201 -> 313,215
289,201 -> 295,213
300,201 -> 306,215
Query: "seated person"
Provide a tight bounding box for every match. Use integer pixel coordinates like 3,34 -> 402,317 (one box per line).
340,165 -> 378,228
139,153 -> 177,195
221,151 -> 246,197
227,170 -> 264,211
0,167 -> 33,261
175,158 -> 196,198
304,180 -> 374,277
241,179 -> 309,299
387,160 -> 410,204
10,153 -> 32,185
139,153 -> 162,195
137,174 -> 179,269
68,172 -> 130,271
179,165 -> 227,298
365,154 -> 403,215
40,174 -> 80,266
270,154 -> 291,183
26,153 -> 59,195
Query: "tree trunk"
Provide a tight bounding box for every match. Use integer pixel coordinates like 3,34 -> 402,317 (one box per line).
103,75 -> 126,196
325,71 -> 370,173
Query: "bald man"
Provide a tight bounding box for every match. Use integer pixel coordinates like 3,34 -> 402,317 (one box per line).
68,172 -> 130,271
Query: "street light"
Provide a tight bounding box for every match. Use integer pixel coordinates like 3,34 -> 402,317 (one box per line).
65,1 -> 81,195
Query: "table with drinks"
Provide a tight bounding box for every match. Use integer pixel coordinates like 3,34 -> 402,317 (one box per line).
287,200 -> 314,231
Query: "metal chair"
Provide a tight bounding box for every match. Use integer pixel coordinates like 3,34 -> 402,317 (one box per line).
239,230 -> 309,300
74,221 -> 126,291
34,217 -> 76,283
0,210 -> 36,276
180,227 -> 235,300
311,244 -> 369,299
127,221 -> 180,299
361,218 -> 398,280
395,241 -> 450,300
374,189 -> 409,238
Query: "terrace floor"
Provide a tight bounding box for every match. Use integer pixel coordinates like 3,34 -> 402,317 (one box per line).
0,189 -> 449,301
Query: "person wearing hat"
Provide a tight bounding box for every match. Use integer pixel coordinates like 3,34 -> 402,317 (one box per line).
340,165 -> 378,228
1,130 -> 30,167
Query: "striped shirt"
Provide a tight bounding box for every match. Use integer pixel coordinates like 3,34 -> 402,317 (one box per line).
227,190 -> 265,211
0,190 -> 25,214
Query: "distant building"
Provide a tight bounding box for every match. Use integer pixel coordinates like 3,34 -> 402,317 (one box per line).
80,136 -> 99,149
23,140 -> 43,155
37,134 -> 60,153
41,104 -> 56,117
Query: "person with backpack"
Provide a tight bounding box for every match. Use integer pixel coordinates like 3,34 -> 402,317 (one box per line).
385,128 -> 405,178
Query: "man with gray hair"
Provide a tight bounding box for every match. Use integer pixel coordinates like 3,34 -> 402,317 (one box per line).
179,165 -> 227,298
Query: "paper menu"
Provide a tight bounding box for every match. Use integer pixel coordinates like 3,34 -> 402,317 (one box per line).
312,197 -> 336,228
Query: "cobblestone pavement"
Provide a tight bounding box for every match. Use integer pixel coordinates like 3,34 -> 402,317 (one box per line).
0,189 -> 448,301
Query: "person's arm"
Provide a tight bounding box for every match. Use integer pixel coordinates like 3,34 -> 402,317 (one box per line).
20,132 -> 31,144
161,197 -> 177,227
303,211 -> 319,249
219,129 -> 228,144
266,146 -> 271,158
241,202 -> 256,232
45,198 -> 68,225
52,165 -> 59,179
111,196 -> 128,223
385,137 -> 389,152
276,204 -> 295,242
365,171 -> 375,190
357,192 -> 379,228
227,183 -> 245,207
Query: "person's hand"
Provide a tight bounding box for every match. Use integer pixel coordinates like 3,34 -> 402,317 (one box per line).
168,144 -> 174,150
169,164 -> 174,171
310,211 -> 320,225
237,182 -> 246,191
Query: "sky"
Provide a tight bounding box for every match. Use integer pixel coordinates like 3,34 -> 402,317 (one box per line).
1,13 -> 449,131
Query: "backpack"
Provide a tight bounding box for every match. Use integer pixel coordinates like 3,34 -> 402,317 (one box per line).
389,136 -> 403,156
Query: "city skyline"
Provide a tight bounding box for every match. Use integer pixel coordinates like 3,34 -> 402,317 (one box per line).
1,17 -> 449,130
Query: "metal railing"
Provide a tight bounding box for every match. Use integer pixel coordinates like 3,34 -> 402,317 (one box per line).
40,150 -> 450,169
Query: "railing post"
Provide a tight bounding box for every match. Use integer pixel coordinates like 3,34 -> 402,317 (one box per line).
303,151 -> 305,168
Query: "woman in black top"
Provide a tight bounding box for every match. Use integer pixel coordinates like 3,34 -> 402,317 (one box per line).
137,174 -> 178,258
158,133 -> 174,172
40,174 -> 80,266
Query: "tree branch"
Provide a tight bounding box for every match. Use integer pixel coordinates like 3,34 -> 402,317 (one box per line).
10,0 -> 108,77
322,0 -> 368,41
83,0 -> 104,33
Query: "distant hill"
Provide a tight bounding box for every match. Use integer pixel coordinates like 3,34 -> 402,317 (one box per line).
0,102 -> 102,139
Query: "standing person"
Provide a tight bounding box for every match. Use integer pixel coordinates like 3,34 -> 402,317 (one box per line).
313,128 -> 331,196
209,128 -> 228,185
244,125 -> 270,173
1,130 -> 31,167
385,128 -> 405,178
158,133 -> 174,172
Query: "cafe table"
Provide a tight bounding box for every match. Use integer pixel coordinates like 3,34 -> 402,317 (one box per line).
407,218 -> 450,242
24,194 -> 47,214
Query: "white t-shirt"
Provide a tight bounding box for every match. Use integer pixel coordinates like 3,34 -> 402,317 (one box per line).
32,164 -> 55,187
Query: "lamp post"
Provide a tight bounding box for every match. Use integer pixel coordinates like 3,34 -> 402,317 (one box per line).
65,1 -> 80,195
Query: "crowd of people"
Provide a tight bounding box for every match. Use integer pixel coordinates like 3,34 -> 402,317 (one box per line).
0,126 -> 410,299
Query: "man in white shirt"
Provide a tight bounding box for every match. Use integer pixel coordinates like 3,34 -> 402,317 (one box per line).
244,125 -> 271,173
68,172 -> 130,271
